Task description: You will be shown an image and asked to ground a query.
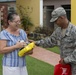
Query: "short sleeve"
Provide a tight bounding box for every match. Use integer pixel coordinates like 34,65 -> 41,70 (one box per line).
0,30 -> 9,40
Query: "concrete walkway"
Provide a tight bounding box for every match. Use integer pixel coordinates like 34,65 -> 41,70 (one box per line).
30,46 -> 60,66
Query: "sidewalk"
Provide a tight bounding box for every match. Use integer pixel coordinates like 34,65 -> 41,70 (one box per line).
30,46 -> 60,66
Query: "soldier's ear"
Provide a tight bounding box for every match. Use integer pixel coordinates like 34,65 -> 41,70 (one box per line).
60,16 -> 65,19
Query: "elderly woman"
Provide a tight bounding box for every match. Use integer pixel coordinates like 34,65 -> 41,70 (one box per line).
0,12 -> 32,75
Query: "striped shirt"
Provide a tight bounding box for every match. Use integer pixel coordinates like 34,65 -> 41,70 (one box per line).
0,29 -> 27,67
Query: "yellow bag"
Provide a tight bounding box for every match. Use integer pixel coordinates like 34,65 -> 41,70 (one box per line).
18,42 -> 35,57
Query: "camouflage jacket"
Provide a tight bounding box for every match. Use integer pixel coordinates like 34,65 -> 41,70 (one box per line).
36,22 -> 76,64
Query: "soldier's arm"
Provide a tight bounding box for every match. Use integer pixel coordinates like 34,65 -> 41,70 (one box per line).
35,31 -> 57,48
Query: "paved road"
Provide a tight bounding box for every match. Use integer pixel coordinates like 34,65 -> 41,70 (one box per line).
30,46 -> 60,66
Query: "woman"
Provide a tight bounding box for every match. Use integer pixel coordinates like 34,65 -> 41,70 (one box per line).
0,12 -> 32,75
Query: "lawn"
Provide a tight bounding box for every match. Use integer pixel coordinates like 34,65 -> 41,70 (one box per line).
46,46 -> 60,54
0,55 -> 2,75
26,56 -> 54,75
0,55 -> 54,75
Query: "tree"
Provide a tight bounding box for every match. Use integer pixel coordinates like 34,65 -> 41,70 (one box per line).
17,5 -> 33,31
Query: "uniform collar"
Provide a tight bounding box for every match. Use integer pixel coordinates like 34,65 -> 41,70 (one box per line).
65,22 -> 72,36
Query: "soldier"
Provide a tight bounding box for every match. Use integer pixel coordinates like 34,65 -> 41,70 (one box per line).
35,7 -> 76,75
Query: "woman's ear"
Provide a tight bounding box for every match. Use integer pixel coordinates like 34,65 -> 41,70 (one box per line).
8,20 -> 12,25
8,20 -> 10,24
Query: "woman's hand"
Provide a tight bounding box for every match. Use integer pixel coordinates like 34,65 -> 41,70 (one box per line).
15,41 -> 26,49
22,50 -> 33,56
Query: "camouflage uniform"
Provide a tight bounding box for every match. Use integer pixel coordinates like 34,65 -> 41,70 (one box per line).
36,23 -> 76,75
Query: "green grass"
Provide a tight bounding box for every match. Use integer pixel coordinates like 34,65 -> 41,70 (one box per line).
0,55 -> 54,75
0,55 -> 2,75
46,46 -> 60,54
26,56 -> 54,75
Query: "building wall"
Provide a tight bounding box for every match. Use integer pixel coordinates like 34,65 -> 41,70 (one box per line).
43,0 -> 71,30
0,2 -> 16,31
16,0 -> 40,32
43,0 -> 70,8
71,0 -> 76,25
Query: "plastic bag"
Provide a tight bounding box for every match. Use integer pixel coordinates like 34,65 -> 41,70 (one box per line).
54,63 -> 72,75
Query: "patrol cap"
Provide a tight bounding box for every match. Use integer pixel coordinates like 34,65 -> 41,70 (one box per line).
50,7 -> 66,22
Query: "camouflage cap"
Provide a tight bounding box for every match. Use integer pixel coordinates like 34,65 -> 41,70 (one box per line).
50,7 -> 66,22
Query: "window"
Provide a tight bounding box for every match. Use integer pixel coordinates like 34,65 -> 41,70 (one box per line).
8,7 -> 16,13
62,5 -> 71,21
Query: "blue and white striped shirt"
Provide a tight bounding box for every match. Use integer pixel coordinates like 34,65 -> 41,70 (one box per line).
0,29 -> 27,67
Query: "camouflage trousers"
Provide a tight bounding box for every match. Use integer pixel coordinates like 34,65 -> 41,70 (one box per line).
71,64 -> 76,75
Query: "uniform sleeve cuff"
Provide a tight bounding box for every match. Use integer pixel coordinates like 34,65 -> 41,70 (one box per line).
64,57 -> 69,63
35,41 -> 40,46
